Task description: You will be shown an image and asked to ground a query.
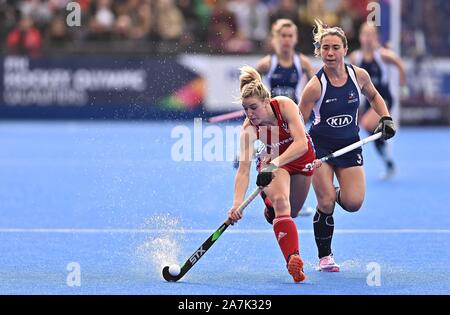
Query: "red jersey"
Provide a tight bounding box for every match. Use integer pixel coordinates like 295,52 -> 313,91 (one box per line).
253,99 -> 316,176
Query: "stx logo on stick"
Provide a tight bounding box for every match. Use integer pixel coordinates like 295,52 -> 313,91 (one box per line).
189,247 -> 206,264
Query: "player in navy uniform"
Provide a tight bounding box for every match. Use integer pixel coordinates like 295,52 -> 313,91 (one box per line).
228,66 -> 315,283
256,18 -> 315,104
300,20 -> 396,272
349,23 -> 407,179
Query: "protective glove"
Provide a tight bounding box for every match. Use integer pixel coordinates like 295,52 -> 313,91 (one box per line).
256,163 -> 277,187
374,116 -> 396,140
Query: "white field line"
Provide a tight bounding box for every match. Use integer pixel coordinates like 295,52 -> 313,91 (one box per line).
0,228 -> 450,234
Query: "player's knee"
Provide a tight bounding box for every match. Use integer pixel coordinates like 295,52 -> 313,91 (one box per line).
271,194 -> 290,214
341,200 -> 363,212
317,197 -> 335,214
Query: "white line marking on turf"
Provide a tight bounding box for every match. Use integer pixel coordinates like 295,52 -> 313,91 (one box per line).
0,228 -> 450,234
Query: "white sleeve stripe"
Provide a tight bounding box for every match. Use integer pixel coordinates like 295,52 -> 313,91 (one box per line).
293,54 -> 302,101
313,73 -> 327,125
347,65 -> 362,126
264,55 -> 278,91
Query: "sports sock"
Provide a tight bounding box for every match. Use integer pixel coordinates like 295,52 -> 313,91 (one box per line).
273,215 -> 299,262
374,138 -> 386,157
375,138 -> 395,171
313,208 -> 334,258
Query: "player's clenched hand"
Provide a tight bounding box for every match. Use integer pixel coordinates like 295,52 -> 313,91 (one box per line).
227,206 -> 242,225
374,116 -> 396,140
304,159 -> 322,171
312,159 -> 323,169
256,163 -> 277,187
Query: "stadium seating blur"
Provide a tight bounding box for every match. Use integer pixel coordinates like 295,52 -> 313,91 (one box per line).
1,0 -> 448,57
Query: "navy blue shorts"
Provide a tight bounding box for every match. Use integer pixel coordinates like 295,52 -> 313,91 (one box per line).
310,132 -> 364,168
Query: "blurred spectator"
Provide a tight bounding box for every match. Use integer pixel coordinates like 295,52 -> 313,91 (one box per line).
87,0 -> 115,40
228,0 -> 270,48
154,0 -> 184,42
349,0 -> 370,21
207,0 -> 252,53
269,0 -> 304,53
0,1 -> 19,44
114,0 -> 153,41
177,0 -> 201,45
47,14 -> 71,44
270,0 -> 301,27
6,15 -> 42,57
179,0 -> 212,43
298,0 -> 338,54
300,0 -> 338,27
48,0 -> 73,11
19,0 -> 52,29
335,0 -> 364,51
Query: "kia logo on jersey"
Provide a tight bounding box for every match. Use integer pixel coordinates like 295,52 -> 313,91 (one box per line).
326,114 -> 353,128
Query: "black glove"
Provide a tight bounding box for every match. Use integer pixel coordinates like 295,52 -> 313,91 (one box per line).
256,163 -> 277,187
374,116 -> 396,140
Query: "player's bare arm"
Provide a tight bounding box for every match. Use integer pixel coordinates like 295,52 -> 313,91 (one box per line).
299,76 -> 321,122
300,54 -> 315,80
256,55 -> 271,75
380,48 -> 407,86
232,122 -> 256,207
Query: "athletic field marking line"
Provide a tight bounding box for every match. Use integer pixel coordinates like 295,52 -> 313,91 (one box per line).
0,228 -> 450,234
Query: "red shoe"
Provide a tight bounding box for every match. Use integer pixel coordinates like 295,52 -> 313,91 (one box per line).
287,254 -> 306,283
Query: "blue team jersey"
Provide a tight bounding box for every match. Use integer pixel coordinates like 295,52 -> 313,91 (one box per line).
354,49 -> 393,106
265,54 -> 303,103
309,64 -> 361,140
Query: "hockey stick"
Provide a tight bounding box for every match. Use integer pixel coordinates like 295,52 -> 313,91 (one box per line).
305,132 -> 382,170
162,186 -> 263,282
208,110 -> 245,123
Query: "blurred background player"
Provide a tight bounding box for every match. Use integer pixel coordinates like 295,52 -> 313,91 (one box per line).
228,65 -> 315,283
256,18 -> 315,107
349,22 -> 407,179
300,20 -> 396,272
